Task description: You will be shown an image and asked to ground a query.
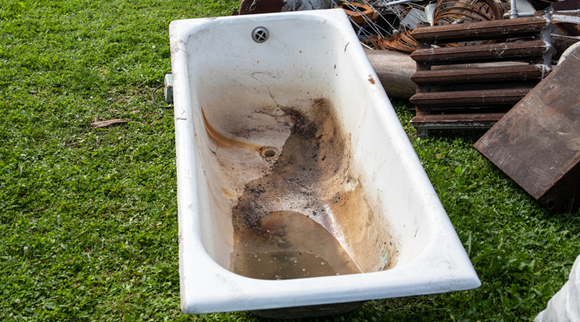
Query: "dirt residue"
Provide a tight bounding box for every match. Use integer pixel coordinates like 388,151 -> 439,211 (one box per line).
230,98 -> 396,274
231,98 -> 349,230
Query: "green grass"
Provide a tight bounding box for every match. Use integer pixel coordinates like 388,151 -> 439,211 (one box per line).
1,1 -> 578,321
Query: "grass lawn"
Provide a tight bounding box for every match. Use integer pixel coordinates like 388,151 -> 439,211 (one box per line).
1,0 -> 578,321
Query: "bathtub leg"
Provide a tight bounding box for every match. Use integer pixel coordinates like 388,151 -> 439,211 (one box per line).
418,128 -> 430,139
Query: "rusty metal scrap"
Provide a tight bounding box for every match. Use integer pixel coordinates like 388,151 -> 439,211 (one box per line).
412,16 -> 552,42
411,65 -> 546,84
408,12 -> 555,134
433,0 -> 502,24
378,31 -> 417,53
552,12 -> 580,36
410,113 -> 505,129
410,88 -> 532,108
411,40 -> 553,63
339,2 -> 378,24
378,0 -> 507,54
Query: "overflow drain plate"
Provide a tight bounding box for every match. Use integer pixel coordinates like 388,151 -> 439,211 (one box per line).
252,27 -> 269,43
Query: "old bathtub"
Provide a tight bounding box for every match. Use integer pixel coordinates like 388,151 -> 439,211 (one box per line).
170,9 -> 480,316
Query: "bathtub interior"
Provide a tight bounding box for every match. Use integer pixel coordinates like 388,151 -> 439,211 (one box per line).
176,11 -> 438,279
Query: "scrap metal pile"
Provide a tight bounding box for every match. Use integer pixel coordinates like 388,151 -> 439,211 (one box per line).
344,0 -> 507,52
236,0 -> 509,52
235,0 -> 579,57
333,0 -> 580,53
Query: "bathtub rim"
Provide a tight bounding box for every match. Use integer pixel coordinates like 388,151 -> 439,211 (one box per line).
170,9 -> 481,314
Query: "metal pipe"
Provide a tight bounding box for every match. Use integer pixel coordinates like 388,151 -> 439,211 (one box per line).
510,0 -> 519,19
379,0 -> 421,7
505,11 -> 534,18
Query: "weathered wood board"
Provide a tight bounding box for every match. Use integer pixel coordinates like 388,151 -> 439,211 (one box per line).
474,47 -> 580,213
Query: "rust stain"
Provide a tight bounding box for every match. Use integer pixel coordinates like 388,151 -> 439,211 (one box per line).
368,76 -> 376,84
222,188 -> 237,198
250,214 -> 284,236
201,108 -> 262,151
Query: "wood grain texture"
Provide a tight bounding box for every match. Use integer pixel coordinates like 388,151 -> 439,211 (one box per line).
474,47 -> 580,212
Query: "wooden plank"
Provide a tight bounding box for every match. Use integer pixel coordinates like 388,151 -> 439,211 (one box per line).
474,47 -> 580,212
411,16 -> 550,43
411,40 -> 551,64
410,88 -> 530,107
410,65 -> 546,85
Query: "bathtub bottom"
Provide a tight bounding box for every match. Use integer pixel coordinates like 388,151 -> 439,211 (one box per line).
232,210 -> 361,280
250,300 -> 366,319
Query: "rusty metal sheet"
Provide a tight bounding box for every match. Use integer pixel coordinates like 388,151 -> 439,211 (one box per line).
474,47 -> 580,213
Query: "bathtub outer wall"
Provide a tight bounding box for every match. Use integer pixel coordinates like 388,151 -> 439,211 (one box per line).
170,9 -> 480,314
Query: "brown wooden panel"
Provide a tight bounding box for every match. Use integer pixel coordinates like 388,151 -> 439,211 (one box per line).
474,47 -> 580,212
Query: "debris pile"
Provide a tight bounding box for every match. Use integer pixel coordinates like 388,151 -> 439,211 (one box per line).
234,0 -> 580,213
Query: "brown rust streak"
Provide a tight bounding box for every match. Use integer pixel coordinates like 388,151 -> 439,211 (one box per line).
222,188 -> 237,198
201,108 -> 262,151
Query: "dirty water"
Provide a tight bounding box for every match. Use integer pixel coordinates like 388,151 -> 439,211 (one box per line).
232,211 -> 361,279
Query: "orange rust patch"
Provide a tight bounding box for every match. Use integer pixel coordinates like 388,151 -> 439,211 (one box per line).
222,188 -> 237,198
250,214 -> 284,236
201,108 -> 262,151
368,76 -> 376,84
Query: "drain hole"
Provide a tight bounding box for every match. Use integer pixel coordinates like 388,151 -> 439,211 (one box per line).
260,146 -> 279,160
252,27 -> 269,43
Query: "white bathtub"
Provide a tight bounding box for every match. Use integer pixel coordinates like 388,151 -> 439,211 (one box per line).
170,9 -> 480,315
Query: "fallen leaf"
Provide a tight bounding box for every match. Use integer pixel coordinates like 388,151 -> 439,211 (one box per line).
91,119 -> 130,128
